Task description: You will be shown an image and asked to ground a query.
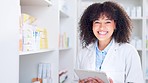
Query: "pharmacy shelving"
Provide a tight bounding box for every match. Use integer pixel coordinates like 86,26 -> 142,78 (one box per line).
59,0 -> 77,82
60,10 -> 69,18
146,7 -> 148,81
59,47 -> 71,51
19,49 -> 55,55
78,0 -> 148,83
144,0 -> 148,82
19,0 -> 77,83
20,0 -> 52,6
131,17 -> 143,20
19,0 -> 59,83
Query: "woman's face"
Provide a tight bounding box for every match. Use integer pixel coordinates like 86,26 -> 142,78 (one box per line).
92,16 -> 116,42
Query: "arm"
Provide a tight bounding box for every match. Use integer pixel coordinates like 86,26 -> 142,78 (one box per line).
125,47 -> 144,83
73,49 -> 83,81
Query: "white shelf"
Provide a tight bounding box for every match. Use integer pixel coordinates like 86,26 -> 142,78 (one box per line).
137,48 -> 142,51
60,10 -> 69,18
145,77 -> 148,80
59,47 -> 71,51
20,0 -> 52,6
19,49 -> 55,55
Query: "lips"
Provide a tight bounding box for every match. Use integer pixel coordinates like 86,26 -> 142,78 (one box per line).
98,31 -> 108,35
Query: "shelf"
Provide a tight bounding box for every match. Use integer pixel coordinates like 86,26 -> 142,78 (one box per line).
145,77 -> 148,80
131,17 -> 143,20
20,0 -> 52,6
19,49 -> 55,55
59,47 -> 71,51
136,48 -> 142,51
60,10 -> 69,18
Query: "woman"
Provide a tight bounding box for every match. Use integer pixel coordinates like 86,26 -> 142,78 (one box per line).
76,1 -> 144,83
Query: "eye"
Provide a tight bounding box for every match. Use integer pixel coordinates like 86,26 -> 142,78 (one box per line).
106,21 -> 111,23
94,20 -> 100,24
105,20 -> 112,24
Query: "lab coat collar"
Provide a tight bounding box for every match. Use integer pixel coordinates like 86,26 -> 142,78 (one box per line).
86,38 -> 119,51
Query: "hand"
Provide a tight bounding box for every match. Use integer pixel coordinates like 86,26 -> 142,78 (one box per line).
95,77 -> 113,83
79,77 -> 113,83
109,77 -> 113,83
79,77 -> 104,83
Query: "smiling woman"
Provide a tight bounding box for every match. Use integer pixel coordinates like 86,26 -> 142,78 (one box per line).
92,17 -> 116,50
75,1 -> 144,83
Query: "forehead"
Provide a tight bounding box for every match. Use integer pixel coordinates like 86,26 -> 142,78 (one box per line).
96,12 -> 113,19
97,15 -> 111,20
92,12 -> 116,21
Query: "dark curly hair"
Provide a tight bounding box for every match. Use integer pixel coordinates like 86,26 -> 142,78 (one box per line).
79,1 -> 132,48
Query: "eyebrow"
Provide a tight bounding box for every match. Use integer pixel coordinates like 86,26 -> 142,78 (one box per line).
95,18 -> 112,21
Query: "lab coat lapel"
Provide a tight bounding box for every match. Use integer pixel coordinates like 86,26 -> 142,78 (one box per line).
101,40 -> 119,71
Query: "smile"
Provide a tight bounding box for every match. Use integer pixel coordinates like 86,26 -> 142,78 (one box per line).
98,31 -> 108,35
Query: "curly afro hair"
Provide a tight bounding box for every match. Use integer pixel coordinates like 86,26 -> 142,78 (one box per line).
79,1 -> 132,48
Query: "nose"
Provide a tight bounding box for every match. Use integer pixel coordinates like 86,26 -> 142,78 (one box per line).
100,23 -> 105,30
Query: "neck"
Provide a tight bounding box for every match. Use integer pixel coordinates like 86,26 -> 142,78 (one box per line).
98,38 -> 112,51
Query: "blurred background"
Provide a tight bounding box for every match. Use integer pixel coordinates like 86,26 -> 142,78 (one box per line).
0,0 -> 148,83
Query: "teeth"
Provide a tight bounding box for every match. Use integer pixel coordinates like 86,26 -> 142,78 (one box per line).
98,31 -> 107,35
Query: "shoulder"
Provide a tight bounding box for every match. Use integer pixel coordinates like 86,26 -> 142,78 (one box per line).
118,43 -> 137,51
79,43 -> 96,52
117,43 -> 139,58
78,43 -> 95,58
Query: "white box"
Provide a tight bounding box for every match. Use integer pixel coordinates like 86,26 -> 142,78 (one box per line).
137,6 -> 141,17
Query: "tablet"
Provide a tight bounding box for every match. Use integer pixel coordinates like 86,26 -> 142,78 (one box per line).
74,69 -> 109,83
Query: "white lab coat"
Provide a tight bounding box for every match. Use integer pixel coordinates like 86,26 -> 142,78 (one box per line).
75,39 -> 144,83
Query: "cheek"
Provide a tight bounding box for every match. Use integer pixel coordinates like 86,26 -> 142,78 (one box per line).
92,28 -> 95,35
92,25 -> 99,31
107,24 -> 115,32
108,28 -> 115,35
92,26 -> 98,34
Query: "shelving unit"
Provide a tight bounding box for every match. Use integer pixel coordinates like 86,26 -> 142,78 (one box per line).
20,0 -> 52,6
60,10 -> 69,18
19,0 -> 77,83
146,0 -> 148,81
19,0 -> 59,83
77,0 -> 147,83
59,0 -> 77,82
19,49 -> 55,56
59,47 -> 71,51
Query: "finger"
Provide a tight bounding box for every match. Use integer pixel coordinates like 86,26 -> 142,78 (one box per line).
92,79 -> 99,83
109,77 -> 113,83
79,78 -> 91,83
82,77 -> 95,83
94,77 -> 104,83
79,79 -> 85,83
88,77 -> 99,83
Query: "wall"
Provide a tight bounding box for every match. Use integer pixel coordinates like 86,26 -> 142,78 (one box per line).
0,0 -> 19,83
